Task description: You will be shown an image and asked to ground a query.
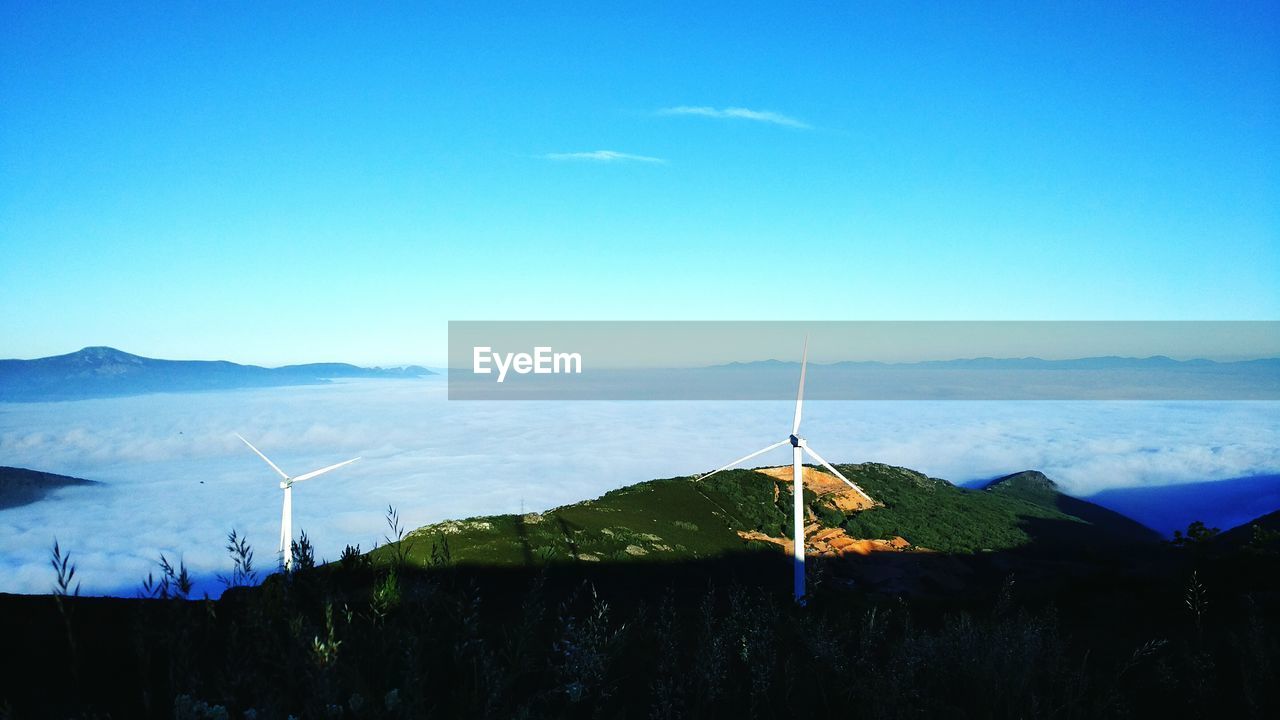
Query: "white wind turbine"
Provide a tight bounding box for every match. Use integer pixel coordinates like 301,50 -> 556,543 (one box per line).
236,434 -> 361,570
698,339 -> 874,603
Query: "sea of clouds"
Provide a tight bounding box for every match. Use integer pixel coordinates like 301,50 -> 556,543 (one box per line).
1,377 -> 1277,596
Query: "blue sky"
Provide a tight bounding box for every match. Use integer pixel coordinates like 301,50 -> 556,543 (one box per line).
2,1 -> 1277,366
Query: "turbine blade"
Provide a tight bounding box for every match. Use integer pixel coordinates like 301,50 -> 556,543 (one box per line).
291,456 -> 361,484
236,433 -> 289,480
802,445 -> 875,504
698,439 -> 789,481
791,337 -> 808,436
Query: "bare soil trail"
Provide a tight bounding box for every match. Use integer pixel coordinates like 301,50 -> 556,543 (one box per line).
755,465 -> 880,512
737,527 -> 911,557
736,466 -> 907,557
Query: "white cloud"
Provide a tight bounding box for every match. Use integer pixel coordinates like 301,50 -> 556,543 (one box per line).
0,380 -> 1276,596
657,105 -> 811,129
541,150 -> 666,163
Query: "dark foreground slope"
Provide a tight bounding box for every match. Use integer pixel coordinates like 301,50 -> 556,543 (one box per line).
1216,508 -> 1280,550
2,463 -> 1278,719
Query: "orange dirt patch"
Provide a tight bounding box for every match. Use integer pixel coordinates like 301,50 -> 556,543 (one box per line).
738,530 -> 794,555
737,527 -> 911,558
756,465 -> 880,512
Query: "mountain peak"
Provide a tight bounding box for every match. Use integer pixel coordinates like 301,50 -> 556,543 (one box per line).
0,347 -> 435,401
984,470 -> 1060,497
74,346 -> 140,362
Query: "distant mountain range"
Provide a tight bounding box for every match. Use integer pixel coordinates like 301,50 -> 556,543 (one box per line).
451,354 -> 1280,400
715,355 -> 1280,370
0,347 -> 434,402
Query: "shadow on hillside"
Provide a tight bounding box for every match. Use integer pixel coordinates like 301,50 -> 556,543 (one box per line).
515,512 -> 534,566
1088,473 -> 1280,537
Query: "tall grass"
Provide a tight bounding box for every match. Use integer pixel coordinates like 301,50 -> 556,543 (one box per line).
217,530 -> 258,589
28,515 -> 1280,719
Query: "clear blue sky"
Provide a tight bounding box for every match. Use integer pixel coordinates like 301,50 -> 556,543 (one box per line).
2,1 -> 1277,366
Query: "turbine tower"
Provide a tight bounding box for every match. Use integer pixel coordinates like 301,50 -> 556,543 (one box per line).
699,339 -> 874,603
236,434 -> 360,570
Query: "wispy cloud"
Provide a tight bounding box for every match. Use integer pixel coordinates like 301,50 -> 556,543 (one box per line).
657,105 -> 811,129
541,150 -> 666,163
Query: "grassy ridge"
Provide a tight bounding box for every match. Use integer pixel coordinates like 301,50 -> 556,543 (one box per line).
378,463 -> 1133,567
836,463 -> 1085,552
386,471 -> 797,567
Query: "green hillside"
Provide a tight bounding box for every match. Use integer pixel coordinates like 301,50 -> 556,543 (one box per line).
379,470 -> 798,567
983,470 -> 1163,545
377,462 -> 1156,567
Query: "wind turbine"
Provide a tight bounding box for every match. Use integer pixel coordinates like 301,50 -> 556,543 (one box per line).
699,339 -> 874,603
236,434 -> 360,570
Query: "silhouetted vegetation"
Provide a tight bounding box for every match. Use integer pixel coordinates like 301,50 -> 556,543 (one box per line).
5,532 -> 1279,718
4,467 -> 1279,718
1173,520 -> 1222,547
